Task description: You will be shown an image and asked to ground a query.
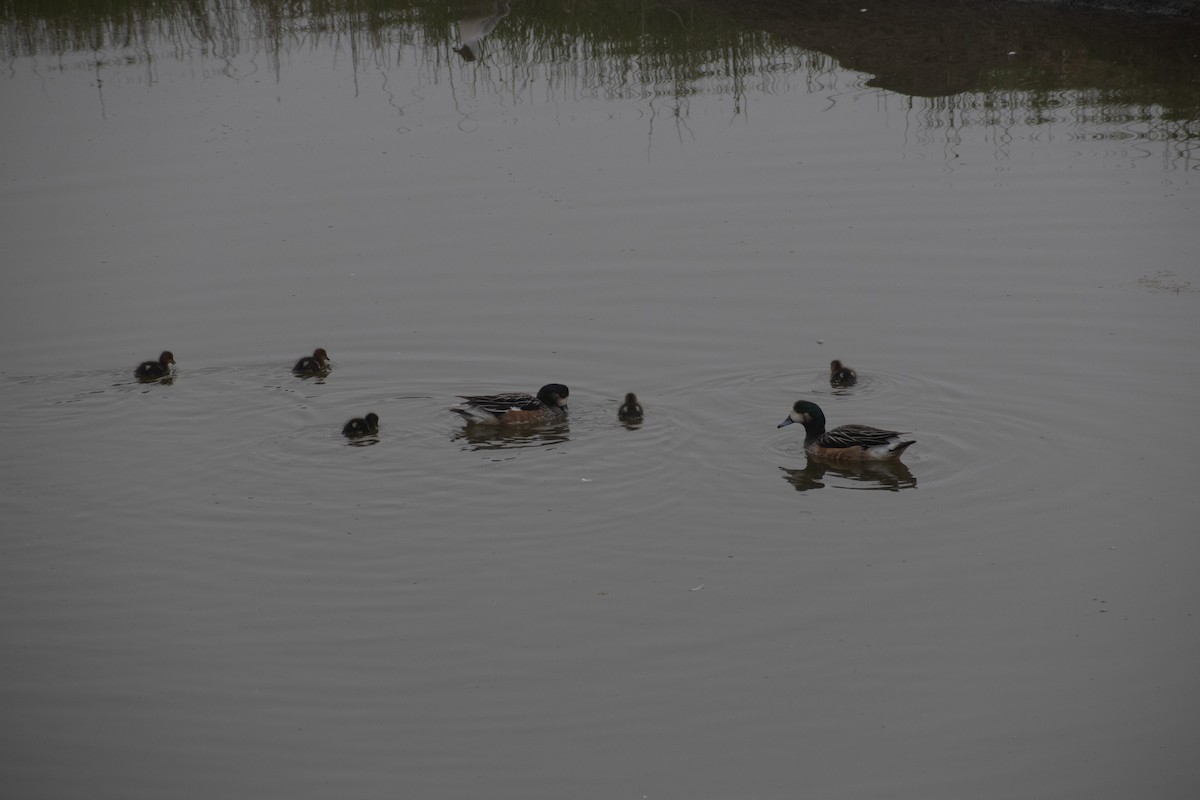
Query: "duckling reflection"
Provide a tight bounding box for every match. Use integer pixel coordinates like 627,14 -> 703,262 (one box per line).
780,458 -> 916,492
451,419 -> 569,451
454,1 -> 511,62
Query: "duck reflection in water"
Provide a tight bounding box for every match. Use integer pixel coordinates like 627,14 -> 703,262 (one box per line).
454,2 -> 511,62
780,458 -> 916,492
451,419 -> 570,452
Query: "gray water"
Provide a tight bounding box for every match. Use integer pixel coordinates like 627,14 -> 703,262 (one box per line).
2,1 -> 1199,797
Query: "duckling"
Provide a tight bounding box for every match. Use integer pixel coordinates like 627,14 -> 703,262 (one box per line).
293,348 -> 331,375
135,351 -> 175,380
451,384 -> 569,424
618,392 -> 644,422
343,412 -> 380,437
829,359 -> 857,388
778,400 -> 914,460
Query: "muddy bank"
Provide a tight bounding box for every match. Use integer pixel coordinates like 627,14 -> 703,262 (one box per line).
673,0 -> 1197,19
1007,0 -> 1196,15
664,0 -> 1199,103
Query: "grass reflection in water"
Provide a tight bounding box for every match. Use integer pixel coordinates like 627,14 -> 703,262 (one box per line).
4,0 -> 1196,153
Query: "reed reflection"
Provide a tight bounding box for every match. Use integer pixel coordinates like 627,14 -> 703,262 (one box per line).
454,1 -> 510,62
3,0 -> 1194,153
780,458 -> 917,493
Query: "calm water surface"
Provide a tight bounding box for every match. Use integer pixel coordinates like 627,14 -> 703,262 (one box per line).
2,1 -> 1198,797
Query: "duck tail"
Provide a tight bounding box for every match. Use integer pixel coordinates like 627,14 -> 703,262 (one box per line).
451,404 -> 496,423
891,439 -> 916,455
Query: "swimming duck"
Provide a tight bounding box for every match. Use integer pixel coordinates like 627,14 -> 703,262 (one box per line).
293,348 -> 331,375
829,359 -> 857,388
451,384 -> 569,424
778,400 -> 914,460
618,392 -> 644,422
135,351 -> 175,379
343,412 -> 380,437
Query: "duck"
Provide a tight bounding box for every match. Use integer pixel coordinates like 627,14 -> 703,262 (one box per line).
135,351 -> 175,379
829,359 -> 857,388
451,383 -> 569,424
618,392 -> 644,422
343,412 -> 380,437
778,400 -> 914,460
293,347 -> 330,375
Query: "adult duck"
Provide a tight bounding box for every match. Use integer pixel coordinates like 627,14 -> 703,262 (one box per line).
778,400 -> 914,460
451,384 -> 569,424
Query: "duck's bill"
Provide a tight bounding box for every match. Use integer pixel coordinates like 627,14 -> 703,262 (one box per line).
777,417 -> 794,428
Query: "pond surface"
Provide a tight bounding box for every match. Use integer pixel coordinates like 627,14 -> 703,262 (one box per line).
2,1 -> 1198,797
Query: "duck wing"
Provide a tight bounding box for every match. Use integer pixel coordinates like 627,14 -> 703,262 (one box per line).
820,424 -> 903,450
458,391 -> 541,414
